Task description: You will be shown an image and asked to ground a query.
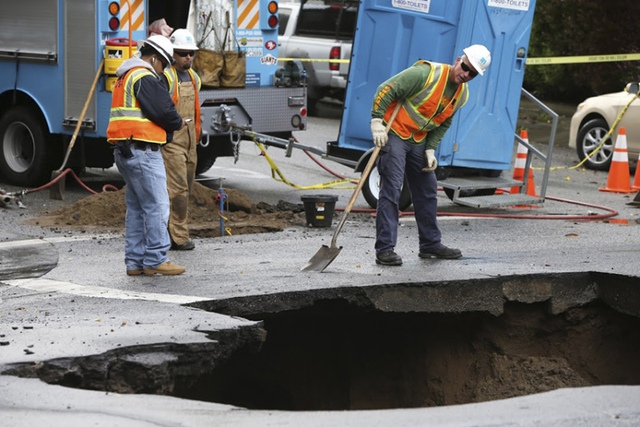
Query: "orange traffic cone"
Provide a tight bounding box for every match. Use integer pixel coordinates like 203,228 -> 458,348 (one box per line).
632,153 -> 640,191
599,127 -> 635,193
510,130 -> 538,196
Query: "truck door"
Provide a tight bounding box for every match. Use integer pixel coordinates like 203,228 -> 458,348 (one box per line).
338,0 -> 536,173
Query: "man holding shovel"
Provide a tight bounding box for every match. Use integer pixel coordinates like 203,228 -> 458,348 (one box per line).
370,45 -> 491,266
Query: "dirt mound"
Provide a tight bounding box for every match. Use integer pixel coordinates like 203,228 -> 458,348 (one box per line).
29,182 -> 306,237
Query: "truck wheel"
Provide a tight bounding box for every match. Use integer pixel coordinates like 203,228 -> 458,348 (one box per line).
361,165 -> 412,211
0,107 -> 55,187
196,152 -> 216,175
306,97 -> 319,116
195,140 -> 219,175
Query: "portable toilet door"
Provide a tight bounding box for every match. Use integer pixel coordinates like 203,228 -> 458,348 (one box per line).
338,0 -> 536,175
439,0 -> 536,172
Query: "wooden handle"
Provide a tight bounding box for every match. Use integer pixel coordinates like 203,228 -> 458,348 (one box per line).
56,58 -> 104,172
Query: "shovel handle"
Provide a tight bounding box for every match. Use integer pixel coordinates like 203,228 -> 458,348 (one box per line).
329,102 -> 402,246
55,58 -> 104,173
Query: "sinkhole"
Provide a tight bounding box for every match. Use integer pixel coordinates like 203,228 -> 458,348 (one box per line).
8,272 -> 640,410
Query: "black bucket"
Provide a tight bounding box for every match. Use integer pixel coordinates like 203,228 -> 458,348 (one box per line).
300,194 -> 338,228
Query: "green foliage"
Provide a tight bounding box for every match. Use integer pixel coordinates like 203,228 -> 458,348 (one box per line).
524,0 -> 640,103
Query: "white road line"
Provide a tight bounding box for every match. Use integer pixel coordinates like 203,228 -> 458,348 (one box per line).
0,234 -> 120,249
4,278 -> 209,305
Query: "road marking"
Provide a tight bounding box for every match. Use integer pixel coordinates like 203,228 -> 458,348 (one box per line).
4,278 -> 209,304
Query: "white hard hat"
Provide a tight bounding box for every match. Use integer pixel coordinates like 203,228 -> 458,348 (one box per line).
463,44 -> 491,76
139,35 -> 175,65
170,29 -> 199,51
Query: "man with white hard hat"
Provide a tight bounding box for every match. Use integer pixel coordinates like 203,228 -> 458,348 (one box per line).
107,34 -> 187,276
161,29 -> 202,251
370,44 -> 491,266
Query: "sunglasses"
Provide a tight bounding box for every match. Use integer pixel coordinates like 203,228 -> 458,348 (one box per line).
460,61 -> 478,77
175,50 -> 195,57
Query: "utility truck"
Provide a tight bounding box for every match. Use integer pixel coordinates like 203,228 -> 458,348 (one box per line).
0,0 -> 307,187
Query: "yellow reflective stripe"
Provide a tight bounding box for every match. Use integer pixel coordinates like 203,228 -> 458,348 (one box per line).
403,63 -> 446,129
109,107 -> 147,120
122,69 -> 154,107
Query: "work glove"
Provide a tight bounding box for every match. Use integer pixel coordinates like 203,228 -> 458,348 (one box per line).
370,118 -> 388,147
422,149 -> 438,172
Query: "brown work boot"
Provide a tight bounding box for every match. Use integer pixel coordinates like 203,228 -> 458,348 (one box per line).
143,261 -> 186,276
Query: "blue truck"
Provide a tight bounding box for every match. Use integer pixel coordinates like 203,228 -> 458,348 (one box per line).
0,0 -> 307,187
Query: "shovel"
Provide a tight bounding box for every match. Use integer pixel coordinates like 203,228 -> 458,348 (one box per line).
301,103 -> 401,272
50,59 -> 104,200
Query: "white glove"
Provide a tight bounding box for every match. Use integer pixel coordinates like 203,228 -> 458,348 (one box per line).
422,149 -> 438,172
370,118 -> 388,147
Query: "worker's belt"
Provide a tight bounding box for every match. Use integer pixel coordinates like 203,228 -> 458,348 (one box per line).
112,141 -> 161,151
129,141 -> 161,151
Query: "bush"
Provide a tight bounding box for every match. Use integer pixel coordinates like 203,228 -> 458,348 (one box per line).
525,0 -> 640,103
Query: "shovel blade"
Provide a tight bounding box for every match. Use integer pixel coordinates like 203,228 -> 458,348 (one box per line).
300,244 -> 342,272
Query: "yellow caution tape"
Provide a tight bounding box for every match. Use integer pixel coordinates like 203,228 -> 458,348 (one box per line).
526,53 -> 640,65
278,57 -> 349,63
279,53 -> 640,66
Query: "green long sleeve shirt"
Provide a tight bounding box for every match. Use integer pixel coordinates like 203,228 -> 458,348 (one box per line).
371,62 -> 459,150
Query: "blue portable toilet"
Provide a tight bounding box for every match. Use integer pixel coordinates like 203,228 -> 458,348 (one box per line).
331,0 -> 541,207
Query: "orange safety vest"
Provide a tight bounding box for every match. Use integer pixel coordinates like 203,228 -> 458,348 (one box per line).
164,67 -> 202,139
107,68 -> 168,144
384,61 -> 469,143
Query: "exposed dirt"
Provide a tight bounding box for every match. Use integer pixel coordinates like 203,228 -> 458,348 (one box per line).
26,182 -> 307,236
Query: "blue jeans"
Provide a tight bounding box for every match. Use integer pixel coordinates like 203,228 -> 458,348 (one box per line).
375,133 -> 441,254
114,146 -> 171,270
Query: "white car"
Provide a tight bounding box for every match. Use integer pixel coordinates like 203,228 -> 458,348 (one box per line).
569,82 -> 640,170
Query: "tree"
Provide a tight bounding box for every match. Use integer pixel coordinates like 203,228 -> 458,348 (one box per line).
525,0 -> 640,102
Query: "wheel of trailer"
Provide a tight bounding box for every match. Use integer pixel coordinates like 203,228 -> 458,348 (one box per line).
443,187 -> 496,202
0,106 -> 55,187
361,165 -> 412,211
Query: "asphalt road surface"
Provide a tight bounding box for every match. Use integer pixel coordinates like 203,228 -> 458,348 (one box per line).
1,99 -> 640,426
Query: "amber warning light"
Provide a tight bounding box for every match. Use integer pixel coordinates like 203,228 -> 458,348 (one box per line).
268,1 -> 278,28
108,1 -> 120,31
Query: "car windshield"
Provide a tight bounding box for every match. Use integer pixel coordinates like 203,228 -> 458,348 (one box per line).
296,0 -> 357,40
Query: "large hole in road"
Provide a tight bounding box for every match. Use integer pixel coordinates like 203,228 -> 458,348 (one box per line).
6,272 -> 640,410
182,272 -> 640,410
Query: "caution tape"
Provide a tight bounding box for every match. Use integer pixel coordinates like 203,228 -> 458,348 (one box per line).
254,141 -> 357,190
278,57 -> 350,63
278,53 -> 640,65
526,53 -> 640,65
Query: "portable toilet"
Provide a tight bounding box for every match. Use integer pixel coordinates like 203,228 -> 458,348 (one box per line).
334,0 -> 537,183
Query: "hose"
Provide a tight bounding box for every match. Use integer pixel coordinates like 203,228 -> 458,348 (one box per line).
25,168 -> 118,196
300,145 -> 620,222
